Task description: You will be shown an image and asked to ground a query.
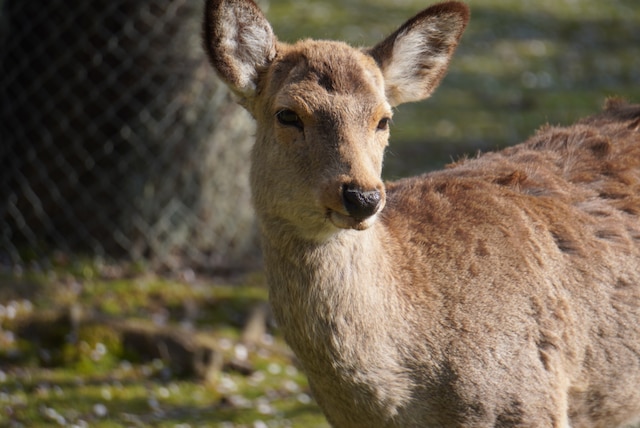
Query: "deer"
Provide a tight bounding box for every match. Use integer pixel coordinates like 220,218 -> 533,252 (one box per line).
203,0 -> 640,426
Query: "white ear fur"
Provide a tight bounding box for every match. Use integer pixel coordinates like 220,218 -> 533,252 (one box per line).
369,2 -> 469,107
203,0 -> 277,98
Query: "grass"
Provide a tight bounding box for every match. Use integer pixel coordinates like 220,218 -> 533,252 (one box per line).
2,0 -> 640,426
0,263 -> 329,427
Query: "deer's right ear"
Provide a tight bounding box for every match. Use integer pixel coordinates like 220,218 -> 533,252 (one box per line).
369,1 -> 469,107
203,0 -> 277,99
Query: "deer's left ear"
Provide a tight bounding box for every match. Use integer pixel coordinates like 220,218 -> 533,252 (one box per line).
368,1 -> 469,107
203,0 -> 277,100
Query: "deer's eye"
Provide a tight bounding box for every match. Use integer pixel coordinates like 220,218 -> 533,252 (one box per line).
377,117 -> 391,131
276,109 -> 303,130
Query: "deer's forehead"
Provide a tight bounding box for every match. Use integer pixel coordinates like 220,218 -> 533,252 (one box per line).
264,41 -> 387,113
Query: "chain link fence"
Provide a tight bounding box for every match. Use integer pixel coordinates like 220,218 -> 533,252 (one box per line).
1,0 -> 261,272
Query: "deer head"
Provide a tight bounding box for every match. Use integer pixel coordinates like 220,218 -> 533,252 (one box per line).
203,0 -> 469,240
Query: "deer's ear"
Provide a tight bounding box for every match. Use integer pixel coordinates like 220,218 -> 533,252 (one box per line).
203,0 -> 277,99
369,1 -> 469,107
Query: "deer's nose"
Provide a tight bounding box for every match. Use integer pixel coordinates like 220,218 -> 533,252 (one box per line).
342,184 -> 382,221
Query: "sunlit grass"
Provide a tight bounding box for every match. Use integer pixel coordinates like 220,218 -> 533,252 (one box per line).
0,264 -> 330,427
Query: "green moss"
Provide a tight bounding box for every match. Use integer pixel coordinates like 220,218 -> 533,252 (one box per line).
0,267 -> 328,427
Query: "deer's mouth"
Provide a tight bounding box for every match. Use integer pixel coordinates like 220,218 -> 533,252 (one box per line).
327,209 -> 380,231
322,182 -> 386,231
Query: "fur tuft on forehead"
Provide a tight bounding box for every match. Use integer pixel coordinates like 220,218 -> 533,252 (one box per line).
268,40 -> 385,98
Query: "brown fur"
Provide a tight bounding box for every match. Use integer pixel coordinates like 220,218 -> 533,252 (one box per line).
203,1 -> 640,427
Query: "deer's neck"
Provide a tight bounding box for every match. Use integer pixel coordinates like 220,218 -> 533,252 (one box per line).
260,219 -> 417,421
262,222 -> 396,344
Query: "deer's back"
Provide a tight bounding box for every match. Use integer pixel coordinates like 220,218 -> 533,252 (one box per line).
384,99 -> 640,280
379,100 -> 640,426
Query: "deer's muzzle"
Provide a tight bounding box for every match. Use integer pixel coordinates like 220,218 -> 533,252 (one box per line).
327,183 -> 385,231
342,184 -> 382,221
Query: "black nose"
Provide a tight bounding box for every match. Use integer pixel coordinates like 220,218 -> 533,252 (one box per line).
342,185 -> 382,221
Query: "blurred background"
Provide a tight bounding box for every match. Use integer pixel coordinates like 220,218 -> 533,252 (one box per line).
0,0 -> 639,426
1,0 -> 640,273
